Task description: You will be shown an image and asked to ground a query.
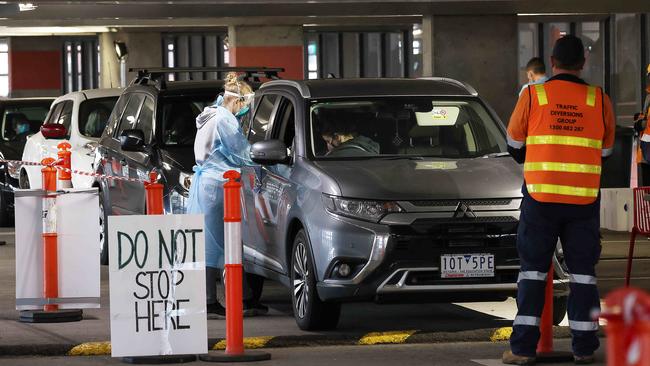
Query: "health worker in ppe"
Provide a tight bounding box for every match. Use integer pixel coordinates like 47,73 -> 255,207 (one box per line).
188,72 -> 267,318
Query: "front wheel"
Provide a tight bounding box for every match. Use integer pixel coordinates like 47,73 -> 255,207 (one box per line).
553,295 -> 568,326
99,195 -> 109,265
291,229 -> 341,330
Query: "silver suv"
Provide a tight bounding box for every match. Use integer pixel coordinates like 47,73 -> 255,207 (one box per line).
241,78 -> 569,330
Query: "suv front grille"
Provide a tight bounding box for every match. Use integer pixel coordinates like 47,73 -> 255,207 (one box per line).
409,199 -> 513,207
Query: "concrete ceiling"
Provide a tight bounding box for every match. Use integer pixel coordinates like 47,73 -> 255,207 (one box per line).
0,0 -> 647,29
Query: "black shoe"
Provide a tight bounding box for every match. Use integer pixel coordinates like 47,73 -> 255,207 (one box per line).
243,301 -> 269,317
207,303 -> 226,319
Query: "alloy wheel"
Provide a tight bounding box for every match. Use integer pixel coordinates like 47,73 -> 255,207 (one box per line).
99,199 -> 105,253
293,240 -> 309,319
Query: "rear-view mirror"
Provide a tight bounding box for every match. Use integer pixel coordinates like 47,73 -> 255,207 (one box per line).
250,139 -> 289,165
120,129 -> 145,152
40,124 -> 67,139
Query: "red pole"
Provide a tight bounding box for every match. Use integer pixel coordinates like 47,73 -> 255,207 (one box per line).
41,158 -> 59,312
223,170 -> 244,356
144,171 -> 163,215
57,142 -> 72,189
537,264 -> 554,354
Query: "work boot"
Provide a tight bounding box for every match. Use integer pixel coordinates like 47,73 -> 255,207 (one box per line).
207,302 -> 226,319
574,355 -> 595,364
243,301 -> 269,317
502,350 -> 536,365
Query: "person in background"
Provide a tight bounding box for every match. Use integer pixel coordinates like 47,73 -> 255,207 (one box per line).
188,72 -> 267,318
504,35 -> 616,365
11,114 -> 31,142
519,57 -> 549,97
633,64 -> 650,186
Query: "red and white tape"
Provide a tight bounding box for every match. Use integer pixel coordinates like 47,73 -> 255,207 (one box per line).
0,159 -> 153,184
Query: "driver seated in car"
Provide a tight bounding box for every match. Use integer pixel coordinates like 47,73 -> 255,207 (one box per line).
321,119 -> 379,157
12,114 -> 31,142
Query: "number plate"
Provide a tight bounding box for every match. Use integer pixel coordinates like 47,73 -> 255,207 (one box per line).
441,253 -> 495,278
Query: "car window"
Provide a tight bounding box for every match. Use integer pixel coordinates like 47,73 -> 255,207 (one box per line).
272,98 -> 295,148
2,103 -> 51,141
137,97 -> 155,144
78,97 -> 118,138
115,94 -> 145,138
161,97 -> 212,146
45,102 -> 64,125
309,97 -> 507,159
104,94 -> 130,138
248,94 -> 278,144
56,101 -> 74,138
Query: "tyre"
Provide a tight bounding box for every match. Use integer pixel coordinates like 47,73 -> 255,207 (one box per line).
0,191 -> 9,227
19,170 -> 30,189
553,295 -> 568,326
99,196 -> 109,265
291,229 -> 341,330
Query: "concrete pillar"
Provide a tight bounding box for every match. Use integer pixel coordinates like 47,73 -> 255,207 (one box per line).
228,25 -> 304,80
424,15 -> 519,122
99,31 -> 162,89
421,16 -> 434,78
8,36 -> 62,97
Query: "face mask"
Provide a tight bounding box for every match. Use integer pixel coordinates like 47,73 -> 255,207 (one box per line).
235,105 -> 250,119
17,123 -> 29,135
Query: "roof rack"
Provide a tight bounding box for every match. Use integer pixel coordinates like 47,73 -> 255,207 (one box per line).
128,67 -> 285,89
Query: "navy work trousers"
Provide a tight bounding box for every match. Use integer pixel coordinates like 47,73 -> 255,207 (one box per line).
510,196 -> 601,357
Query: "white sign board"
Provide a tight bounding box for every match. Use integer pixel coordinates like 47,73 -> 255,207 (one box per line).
108,214 -> 207,358
15,189 -> 101,310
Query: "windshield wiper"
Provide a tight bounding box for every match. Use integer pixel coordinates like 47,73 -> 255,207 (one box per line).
375,156 -> 425,160
480,152 -> 510,158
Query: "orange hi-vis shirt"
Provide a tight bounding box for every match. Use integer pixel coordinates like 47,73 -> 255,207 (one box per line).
507,76 -> 616,205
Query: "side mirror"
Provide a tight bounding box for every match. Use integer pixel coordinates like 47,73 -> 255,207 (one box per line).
40,124 -> 67,139
120,129 -> 145,152
250,139 -> 288,165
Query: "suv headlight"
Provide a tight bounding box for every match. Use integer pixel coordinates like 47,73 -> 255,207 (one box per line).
170,189 -> 188,214
323,195 -> 403,223
179,172 -> 192,191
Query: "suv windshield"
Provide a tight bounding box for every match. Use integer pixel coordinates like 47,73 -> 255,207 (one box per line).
2,102 -> 51,142
79,97 -> 118,138
161,95 -> 215,147
310,97 -> 506,159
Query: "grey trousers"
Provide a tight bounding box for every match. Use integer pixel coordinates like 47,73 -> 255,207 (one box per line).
206,266 -> 263,305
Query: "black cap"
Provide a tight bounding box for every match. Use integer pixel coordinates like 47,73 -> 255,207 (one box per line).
552,35 -> 585,67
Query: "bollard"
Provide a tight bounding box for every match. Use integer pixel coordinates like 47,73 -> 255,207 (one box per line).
57,142 -> 72,189
535,263 -> 573,362
41,158 -> 59,312
18,159 -> 82,323
199,170 -> 270,363
144,171 -> 163,215
601,287 -> 650,366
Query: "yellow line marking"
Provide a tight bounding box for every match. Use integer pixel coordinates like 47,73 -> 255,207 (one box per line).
212,336 -> 274,350
490,327 -> 513,342
358,330 -> 417,345
68,341 -> 111,356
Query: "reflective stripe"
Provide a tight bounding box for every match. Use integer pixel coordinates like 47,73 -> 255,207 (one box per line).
534,84 -> 548,105
586,86 -> 596,107
517,271 -> 547,283
514,315 -> 541,326
602,147 -> 613,157
507,135 -> 525,149
526,135 -> 603,149
524,162 -> 601,174
569,274 -> 597,285
527,183 -> 599,198
569,320 -> 599,331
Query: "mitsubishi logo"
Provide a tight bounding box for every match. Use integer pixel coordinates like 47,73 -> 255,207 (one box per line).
453,202 -> 476,219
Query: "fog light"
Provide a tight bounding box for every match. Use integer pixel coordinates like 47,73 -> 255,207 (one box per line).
338,263 -> 351,277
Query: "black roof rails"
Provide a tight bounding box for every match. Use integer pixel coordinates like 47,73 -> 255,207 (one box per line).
128,67 -> 285,89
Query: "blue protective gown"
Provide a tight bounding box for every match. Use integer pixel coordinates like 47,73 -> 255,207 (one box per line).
187,97 -> 253,269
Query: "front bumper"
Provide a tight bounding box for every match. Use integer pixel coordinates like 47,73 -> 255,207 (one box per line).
315,201 -> 569,303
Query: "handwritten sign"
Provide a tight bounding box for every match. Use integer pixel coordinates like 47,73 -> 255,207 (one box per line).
108,214 -> 207,357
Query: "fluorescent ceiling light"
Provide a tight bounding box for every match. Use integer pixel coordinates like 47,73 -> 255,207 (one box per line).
0,26 -> 110,36
18,2 -> 37,11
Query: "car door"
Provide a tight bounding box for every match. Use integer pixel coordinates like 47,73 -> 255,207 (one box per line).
246,95 -> 296,274
241,94 -> 280,270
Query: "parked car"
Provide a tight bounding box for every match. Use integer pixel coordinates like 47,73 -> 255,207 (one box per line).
240,78 -> 569,330
20,89 -> 121,190
94,68 -> 279,265
0,97 -> 54,225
